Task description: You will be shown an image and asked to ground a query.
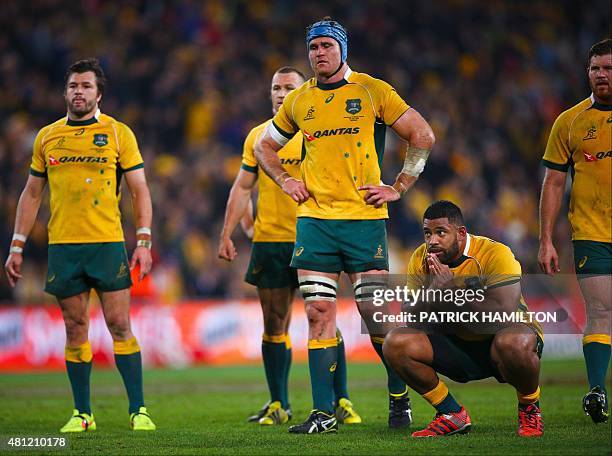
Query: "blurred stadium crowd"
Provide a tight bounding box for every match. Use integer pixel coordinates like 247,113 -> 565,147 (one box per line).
0,0 -> 608,302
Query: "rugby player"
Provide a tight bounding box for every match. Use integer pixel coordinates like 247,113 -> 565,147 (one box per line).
384,200 -> 544,437
254,18 -> 435,433
5,58 -> 156,432
538,38 -> 611,423
218,67 -> 361,426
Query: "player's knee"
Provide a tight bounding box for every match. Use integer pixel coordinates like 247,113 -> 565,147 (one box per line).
493,332 -> 535,361
105,315 -> 131,339
383,330 -> 417,366
584,299 -> 612,335
300,275 -> 337,326
305,300 -> 334,325
262,310 -> 286,335
64,315 -> 88,341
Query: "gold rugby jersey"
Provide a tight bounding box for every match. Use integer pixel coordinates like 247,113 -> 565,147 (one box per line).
407,234 -> 542,340
242,119 -> 302,242
30,110 -> 144,244
542,96 -> 612,242
270,68 -> 410,220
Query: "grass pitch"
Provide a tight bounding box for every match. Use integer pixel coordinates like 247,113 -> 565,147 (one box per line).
0,359 -> 610,455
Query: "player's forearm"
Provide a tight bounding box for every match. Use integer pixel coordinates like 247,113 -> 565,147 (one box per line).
392,173 -> 418,195
221,185 -> 252,240
239,198 -> 255,238
392,112 -> 435,195
131,184 -> 153,231
13,189 -> 43,238
254,138 -> 288,187
539,176 -> 565,243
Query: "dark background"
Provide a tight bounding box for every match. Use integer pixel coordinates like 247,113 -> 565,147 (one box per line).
0,0 -> 609,302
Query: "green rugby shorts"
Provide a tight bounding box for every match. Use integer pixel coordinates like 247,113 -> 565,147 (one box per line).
45,242 -> 132,298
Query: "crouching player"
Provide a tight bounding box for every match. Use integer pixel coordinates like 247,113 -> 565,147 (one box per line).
383,200 -> 544,437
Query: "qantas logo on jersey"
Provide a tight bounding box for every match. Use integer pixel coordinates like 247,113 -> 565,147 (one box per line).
583,150 -> 612,162
280,158 -> 301,165
50,156 -> 109,165
305,127 -> 360,140
303,130 -> 316,141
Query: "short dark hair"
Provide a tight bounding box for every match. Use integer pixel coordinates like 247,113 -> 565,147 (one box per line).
275,66 -> 306,81
423,200 -> 464,225
65,58 -> 106,95
588,38 -> 612,65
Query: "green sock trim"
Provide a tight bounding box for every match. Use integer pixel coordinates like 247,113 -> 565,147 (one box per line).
371,340 -> 406,395
308,346 -> 338,414
114,352 -> 144,414
435,392 -> 462,414
66,361 -> 92,415
583,342 -> 611,392
284,346 -> 292,409
262,340 -> 289,408
334,334 -> 350,401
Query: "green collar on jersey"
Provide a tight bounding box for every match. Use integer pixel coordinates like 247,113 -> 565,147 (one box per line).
316,79 -> 348,90
446,255 -> 470,269
591,101 -> 612,111
66,117 -> 99,126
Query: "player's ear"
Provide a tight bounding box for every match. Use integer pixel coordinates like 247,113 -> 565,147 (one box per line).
457,225 -> 467,238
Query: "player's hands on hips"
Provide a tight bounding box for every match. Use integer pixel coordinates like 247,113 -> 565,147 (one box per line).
537,240 -> 560,275
130,246 -> 153,281
4,253 -> 23,287
359,184 -> 400,208
282,178 -> 309,203
218,236 -> 237,261
426,253 -> 454,288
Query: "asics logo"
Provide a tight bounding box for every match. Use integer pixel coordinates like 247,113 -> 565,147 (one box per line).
320,418 -> 336,429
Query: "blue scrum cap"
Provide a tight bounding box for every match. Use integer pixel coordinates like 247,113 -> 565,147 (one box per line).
306,19 -> 348,62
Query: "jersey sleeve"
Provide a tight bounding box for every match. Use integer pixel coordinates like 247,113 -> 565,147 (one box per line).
373,79 -> 410,125
241,126 -> 261,173
482,243 -> 522,289
29,127 -> 48,177
542,113 -> 571,172
406,244 -> 427,290
270,92 -> 298,145
117,123 -> 144,171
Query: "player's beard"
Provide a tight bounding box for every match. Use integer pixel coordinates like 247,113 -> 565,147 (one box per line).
591,76 -> 611,103
438,240 -> 461,264
68,98 -> 97,119
593,85 -> 611,103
